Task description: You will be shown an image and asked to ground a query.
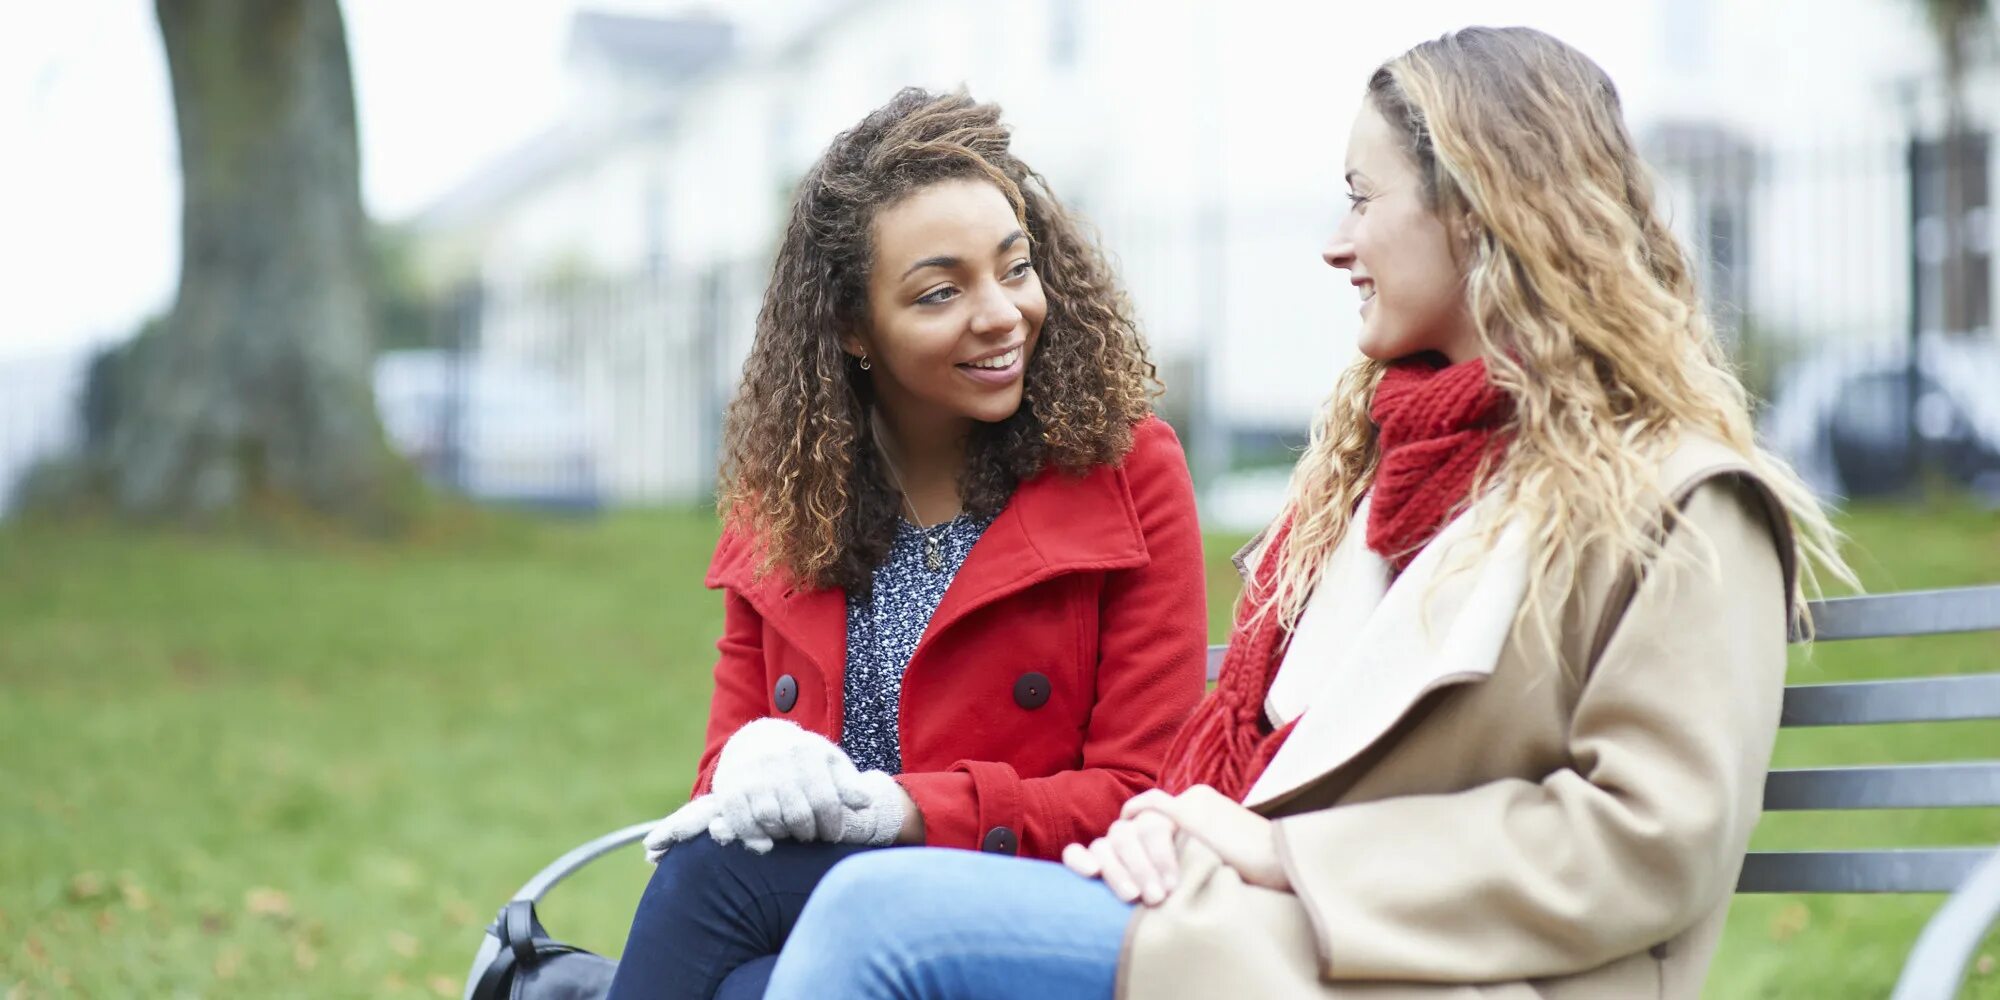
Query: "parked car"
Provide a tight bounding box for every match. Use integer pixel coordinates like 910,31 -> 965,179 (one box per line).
1760,335 -> 2000,502
373,349 -> 602,511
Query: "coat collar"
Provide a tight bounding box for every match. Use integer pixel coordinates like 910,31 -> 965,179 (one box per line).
1238,431 -> 1786,810
1243,491 -> 1531,808
705,458 -> 1151,680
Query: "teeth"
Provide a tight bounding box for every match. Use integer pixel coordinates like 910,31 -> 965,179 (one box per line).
1358,285 -> 1375,302
965,347 -> 1020,370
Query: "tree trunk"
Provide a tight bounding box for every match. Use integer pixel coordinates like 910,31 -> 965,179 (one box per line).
84,0 -> 405,526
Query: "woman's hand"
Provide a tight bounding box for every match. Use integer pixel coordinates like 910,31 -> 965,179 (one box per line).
1121,786 -> 1292,892
889,783 -> 925,844
1063,808 -> 1183,905
1063,785 -> 1292,901
642,794 -> 724,863
707,718 -> 873,851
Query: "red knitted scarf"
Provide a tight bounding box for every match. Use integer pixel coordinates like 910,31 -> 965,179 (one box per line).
1366,356 -> 1513,570
1159,356 -> 1511,799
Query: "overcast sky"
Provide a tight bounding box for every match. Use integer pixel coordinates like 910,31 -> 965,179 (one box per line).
0,0 -> 713,361
0,0 -> 1920,364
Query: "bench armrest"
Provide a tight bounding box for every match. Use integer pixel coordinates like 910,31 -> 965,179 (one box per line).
1891,847 -> 2000,1000
508,821 -> 655,904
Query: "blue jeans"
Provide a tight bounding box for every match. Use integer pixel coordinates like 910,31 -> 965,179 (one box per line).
763,847 -> 1133,1000
606,837 -> 880,1000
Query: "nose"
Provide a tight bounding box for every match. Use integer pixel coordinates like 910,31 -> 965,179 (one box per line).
1323,211 -> 1357,270
970,280 -> 1024,337
1323,233 -> 1356,271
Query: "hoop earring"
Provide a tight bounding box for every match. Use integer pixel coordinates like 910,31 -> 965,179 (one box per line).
858,354 -> 872,371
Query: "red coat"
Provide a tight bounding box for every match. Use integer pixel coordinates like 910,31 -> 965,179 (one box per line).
693,416 -> 1207,860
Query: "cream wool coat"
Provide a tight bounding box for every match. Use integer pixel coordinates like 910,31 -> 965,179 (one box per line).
1118,435 -> 1797,1000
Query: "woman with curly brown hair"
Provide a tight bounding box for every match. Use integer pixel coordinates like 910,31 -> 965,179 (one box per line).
603,88 -> 1208,1000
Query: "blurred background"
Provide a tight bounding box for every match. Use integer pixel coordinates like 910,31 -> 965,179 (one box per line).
1,1 -> 1995,997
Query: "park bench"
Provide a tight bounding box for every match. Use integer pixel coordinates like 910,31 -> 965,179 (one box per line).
466,583 -> 2000,999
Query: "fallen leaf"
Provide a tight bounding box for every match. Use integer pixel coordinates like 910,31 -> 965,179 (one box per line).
1977,953 -> 1995,976
118,874 -> 153,912
294,939 -> 319,972
214,945 -> 243,981
95,909 -> 118,933
389,930 -> 419,958
67,872 -> 107,903
429,974 -> 457,996
245,886 -> 294,921
200,910 -> 229,935
1769,902 -> 1810,942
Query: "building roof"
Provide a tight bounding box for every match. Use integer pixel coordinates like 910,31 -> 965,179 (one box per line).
566,9 -> 736,86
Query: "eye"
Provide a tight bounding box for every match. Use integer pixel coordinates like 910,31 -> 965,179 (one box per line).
1006,259 -> 1034,280
917,285 -> 959,305
1346,192 -> 1370,212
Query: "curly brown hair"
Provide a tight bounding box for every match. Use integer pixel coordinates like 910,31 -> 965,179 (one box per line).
718,88 -> 1160,594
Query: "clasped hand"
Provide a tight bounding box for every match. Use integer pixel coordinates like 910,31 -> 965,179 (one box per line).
643,718 -> 906,861
1061,785 -> 1291,905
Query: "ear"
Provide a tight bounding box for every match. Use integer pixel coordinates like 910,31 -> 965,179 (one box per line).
1449,209 -> 1486,267
839,330 -> 870,360
1454,209 -> 1482,245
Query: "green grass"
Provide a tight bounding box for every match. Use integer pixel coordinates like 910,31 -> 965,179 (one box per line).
1,501 -> 1996,998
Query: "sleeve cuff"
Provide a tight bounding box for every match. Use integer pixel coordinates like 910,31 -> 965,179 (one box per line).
896,760 -> 1027,854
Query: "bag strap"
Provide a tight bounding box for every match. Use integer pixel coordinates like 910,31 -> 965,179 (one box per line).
470,939 -> 518,1000
504,900 -> 539,966
470,900 -> 554,1000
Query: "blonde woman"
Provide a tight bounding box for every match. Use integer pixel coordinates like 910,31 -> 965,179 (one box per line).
758,26 -> 1853,1000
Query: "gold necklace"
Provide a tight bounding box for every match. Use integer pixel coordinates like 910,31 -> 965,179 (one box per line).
874,427 -> 956,573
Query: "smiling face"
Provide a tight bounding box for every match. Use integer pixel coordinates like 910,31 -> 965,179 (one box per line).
1322,102 -> 1480,364
846,178 -> 1048,430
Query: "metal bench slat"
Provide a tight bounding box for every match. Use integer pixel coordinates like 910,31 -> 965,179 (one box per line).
1779,675 -> 2000,727
1802,586 -> 2000,641
1738,848 -> 1996,894
1763,763 -> 2000,810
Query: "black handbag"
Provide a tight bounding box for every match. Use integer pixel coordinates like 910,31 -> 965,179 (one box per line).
463,822 -> 653,1000
467,899 -> 618,1000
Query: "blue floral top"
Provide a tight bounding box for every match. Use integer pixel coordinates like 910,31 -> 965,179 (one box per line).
841,513 -> 992,774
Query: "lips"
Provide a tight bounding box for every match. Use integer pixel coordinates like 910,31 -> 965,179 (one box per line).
955,343 -> 1026,386
960,345 -> 1022,370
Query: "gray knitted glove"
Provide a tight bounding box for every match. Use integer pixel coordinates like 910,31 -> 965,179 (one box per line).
642,794 -> 722,863
705,719 -> 875,852
642,720 -> 910,860
833,768 -> 909,847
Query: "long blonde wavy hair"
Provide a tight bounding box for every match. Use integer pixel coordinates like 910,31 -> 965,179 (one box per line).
1250,27 -> 1853,646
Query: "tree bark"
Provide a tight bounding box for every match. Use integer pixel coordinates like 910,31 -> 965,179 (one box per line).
80,0 -> 405,526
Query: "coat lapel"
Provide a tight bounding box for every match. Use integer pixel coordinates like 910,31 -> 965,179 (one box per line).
705,531 -> 848,691
705,458 -> 1152,686
917,460 -> 1149,658
1262,496 -> 1393,725
1244,495 -> 1533,809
